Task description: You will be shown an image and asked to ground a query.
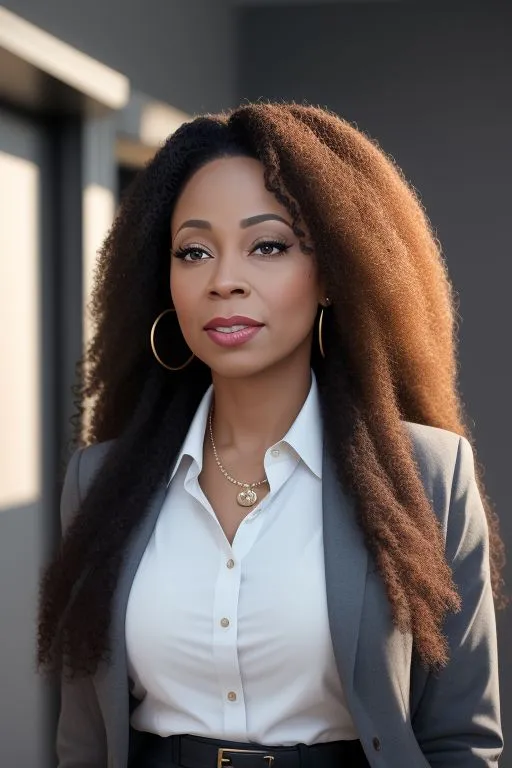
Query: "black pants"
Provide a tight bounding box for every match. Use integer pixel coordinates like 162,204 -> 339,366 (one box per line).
128,731 -> 371,768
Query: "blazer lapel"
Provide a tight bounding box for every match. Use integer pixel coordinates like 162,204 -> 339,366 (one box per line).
322,449 -> 369,694
93,479 -> 169,768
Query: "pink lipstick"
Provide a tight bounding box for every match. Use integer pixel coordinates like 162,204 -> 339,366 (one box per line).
204,316 -> 264,348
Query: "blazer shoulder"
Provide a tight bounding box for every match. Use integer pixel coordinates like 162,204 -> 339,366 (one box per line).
402,419 -> 464,480
403,419 -> 462,456
60,439 -> 115,533
402,420 -> 461,510
401,420 -> 477,535
77,439 -> 115,496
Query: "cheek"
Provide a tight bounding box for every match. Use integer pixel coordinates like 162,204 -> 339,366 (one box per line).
268,264 -> 319,312
169,269 -> 198,339
169,262 -> 180,298
170,266 -> 193,308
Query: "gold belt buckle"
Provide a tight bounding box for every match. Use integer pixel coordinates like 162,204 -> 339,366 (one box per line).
217,748 -> 275,768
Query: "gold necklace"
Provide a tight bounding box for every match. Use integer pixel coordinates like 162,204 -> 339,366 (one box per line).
208,406 -> 268,507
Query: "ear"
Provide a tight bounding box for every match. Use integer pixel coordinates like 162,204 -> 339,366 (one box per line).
316,272 -> 331,307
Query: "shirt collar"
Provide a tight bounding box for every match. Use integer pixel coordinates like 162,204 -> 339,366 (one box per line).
167,384 -> 213,487
167,371 -> 323,486
278,372 -> 323,480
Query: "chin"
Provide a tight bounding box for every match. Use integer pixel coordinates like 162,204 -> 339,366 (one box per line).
209,353 -> 305,382
209,362 -> 268,380
204,354 -> 279,381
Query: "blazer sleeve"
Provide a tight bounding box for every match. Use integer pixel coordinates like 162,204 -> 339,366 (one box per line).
56,447 -> 108,768
411,436 -> 503,766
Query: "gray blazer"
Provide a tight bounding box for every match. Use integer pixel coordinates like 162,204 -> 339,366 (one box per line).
56,421 -> 503,768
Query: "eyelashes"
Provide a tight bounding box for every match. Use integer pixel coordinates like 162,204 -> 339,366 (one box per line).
171,238 -> 292,263
172,245 -> 209,262
254,239 -> 291,258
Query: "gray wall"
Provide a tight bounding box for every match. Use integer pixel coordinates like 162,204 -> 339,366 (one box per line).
1,0 -> 235,114
238,0 -> 512,757
0,503 -> 55,765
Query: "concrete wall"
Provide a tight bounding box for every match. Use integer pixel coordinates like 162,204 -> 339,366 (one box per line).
238,1 -> 512,757
1,0 -> 235,114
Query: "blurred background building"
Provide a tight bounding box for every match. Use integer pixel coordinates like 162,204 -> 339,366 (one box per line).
0,1 -> 510,765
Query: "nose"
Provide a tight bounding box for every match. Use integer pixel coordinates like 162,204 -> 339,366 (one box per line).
207,254 -> 251,299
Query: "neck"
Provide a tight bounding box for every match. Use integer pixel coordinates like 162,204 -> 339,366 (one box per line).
210,358 -> 313,457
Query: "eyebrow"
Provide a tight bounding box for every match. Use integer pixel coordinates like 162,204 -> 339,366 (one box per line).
241,213 -> 292,229
175,213 -> 292,235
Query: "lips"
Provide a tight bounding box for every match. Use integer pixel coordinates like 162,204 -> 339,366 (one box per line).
204,315 -> 263,331
204,316 -> 264,348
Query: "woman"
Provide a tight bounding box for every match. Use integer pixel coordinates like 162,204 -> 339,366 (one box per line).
38,103 -> 504,768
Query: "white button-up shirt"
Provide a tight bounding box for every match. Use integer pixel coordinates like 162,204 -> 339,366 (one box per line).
126,373 -> 357,745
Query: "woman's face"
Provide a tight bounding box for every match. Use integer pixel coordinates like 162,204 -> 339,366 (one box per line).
170,155 -> 322,379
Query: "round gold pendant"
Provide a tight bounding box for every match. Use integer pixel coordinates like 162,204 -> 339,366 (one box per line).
237,488 -> 258,507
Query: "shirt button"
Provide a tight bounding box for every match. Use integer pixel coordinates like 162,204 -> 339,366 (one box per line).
220,617 -> 230,628
226,559 -> 235,569
271,448 -> 280,457
372,737 -> 381,751
227,691 -> 237,702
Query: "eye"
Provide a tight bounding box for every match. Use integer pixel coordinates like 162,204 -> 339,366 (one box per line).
172,245 -> 211,262
252,239 -> 290,258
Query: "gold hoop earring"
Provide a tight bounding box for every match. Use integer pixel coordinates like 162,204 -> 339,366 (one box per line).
150,308 -> 195,371
318,298 -> 330,359
318,309 -> 326,359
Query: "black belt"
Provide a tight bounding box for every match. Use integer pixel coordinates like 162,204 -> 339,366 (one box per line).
130,732 -> 369,768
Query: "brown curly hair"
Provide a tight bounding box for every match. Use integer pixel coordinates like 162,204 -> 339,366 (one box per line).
37,102 -> 505,677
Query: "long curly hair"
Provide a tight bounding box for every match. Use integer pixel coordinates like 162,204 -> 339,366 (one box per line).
37,102 -> 505,677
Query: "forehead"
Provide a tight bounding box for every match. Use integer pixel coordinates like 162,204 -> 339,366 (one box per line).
171,156 -> 288,232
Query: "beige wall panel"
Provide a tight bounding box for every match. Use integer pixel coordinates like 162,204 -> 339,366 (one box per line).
0,150 -> 40,509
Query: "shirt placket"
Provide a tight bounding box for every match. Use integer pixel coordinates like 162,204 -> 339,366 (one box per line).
211,509 -> 268,737
187,448 -> 297,739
